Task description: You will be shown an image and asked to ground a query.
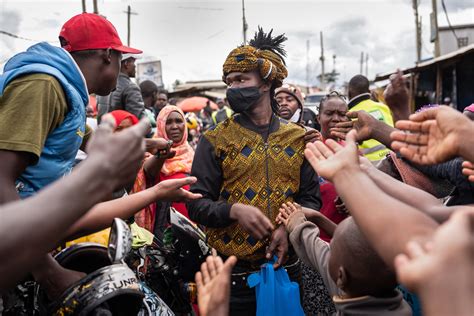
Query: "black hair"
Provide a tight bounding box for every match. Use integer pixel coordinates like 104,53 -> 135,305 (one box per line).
318,91 -> 347,113
335,218 -> 397,297
249,27 -> 287,65
348,75 -> 370,96
139,80 -> 158,98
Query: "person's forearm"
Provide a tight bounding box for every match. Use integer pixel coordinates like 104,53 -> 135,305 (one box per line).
64,186 -> 162,241
332,167 -> 438,268
368,163 -> 441,211
0,156 -> 115,289
143,155 -> 165,178
302,207 -> 337,237
370,121 -> 397,149
187,198 -> 233,228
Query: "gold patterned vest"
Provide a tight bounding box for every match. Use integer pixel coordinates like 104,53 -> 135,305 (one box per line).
204,117 -> 305,261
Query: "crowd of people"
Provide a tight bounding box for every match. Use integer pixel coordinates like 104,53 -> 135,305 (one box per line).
0,11 -> 472,316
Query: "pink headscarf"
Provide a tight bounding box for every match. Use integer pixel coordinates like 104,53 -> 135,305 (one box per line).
155,106 -> 194,176
464,104 -> 474,113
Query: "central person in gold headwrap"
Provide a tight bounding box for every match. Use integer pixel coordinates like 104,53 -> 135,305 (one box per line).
187,28 -> 321,315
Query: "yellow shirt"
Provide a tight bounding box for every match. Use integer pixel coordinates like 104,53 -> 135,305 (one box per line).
351,99 -> 394,161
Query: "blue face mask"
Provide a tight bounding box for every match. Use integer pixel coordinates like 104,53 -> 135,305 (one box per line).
226,86 -> 262,113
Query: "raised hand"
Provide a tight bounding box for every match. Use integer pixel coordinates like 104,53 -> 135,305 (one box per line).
152,177 -> 203,202
330,111 -> 376,142
276,202 -> 302,227
304,130 -> 360,182
86,117 -> 150,190
391,106 -> 471,165
196,255 -> 237,316
229,203 -> 274,240
384,70 -> 410,122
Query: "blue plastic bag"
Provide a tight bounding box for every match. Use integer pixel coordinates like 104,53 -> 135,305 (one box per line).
247,257 -> 305,316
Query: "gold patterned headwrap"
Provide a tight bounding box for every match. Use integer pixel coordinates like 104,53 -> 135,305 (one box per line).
222,28 -> 288,87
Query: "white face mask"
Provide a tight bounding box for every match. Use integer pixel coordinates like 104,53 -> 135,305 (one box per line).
289,108 -> 302,123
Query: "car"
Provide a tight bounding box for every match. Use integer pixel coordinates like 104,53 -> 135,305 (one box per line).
304,92 -> 326,115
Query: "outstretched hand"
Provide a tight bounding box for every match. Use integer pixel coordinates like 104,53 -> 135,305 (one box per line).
330,111 -> 376,142
86,116 -> 150,191
153,177 -> 203,202
276,202 -> 303,227
391,106 -> 471,165
196,255 -> 237,316
304,129 -> 360,182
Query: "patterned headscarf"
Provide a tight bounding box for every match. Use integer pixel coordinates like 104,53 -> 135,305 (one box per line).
222,28 -> 288,87
155,105 -> 194,176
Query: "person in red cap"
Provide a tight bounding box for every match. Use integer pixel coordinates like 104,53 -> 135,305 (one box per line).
0,12 -> 142,305
97,52 -> 146,123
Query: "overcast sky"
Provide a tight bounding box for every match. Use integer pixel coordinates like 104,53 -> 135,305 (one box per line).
0,0 -> 472,89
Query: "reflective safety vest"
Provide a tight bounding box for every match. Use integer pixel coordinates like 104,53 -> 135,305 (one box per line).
212,107 -> 233,125
351,99 -> 394,161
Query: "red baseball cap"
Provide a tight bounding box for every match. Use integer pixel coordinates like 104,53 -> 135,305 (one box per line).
59,13 -> 142,54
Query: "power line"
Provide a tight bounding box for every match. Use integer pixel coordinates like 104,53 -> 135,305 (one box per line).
441,0 -> 459,41
0,30 -> 57,43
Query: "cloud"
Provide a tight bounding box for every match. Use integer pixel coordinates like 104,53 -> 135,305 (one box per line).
0,9 -> 22,63
405,0 -> 472,12
37,18 -> 61,29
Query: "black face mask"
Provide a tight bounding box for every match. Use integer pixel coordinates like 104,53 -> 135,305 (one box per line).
226,86 -> 262,113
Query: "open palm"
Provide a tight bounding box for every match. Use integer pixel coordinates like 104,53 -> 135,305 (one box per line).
304,130 -> 360,182
391,106 -> 467,165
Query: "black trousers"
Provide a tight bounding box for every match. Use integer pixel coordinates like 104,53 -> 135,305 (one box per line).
228,257 -> 302,316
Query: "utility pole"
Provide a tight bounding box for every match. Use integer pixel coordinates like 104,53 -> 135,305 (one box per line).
123,5 -> 138,46
320,31 -> 325,90
242,0 -> 248,44
93,0 -> 98,14
306,40 -> 310,92
431,0 -> 440,57
413,0 -> 422,62
365,53 -> 369,77
82,0 -> 86,13
360,51 -> 364,74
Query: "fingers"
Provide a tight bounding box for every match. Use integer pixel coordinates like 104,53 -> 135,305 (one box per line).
206,255 -> 219,279
128,118 -> 151,138
314,141 -> 336,159
286,202 -> 298,213
99,113 -> 117,132
394,253 -> 410,271
333,121 -> 354,128
346,111 -> 360,120
266,237 -> 277,259
325,138 -> 344,153
195,271 -> 203,290
201,260 -> 211,285
405,240 -> 426,259
345,129 -> 358,144
408,107 -> 439,122
223,256 -> 238,272
169,176 -> 197,188
330,131 -> 347,140
250,215 -> 273,240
